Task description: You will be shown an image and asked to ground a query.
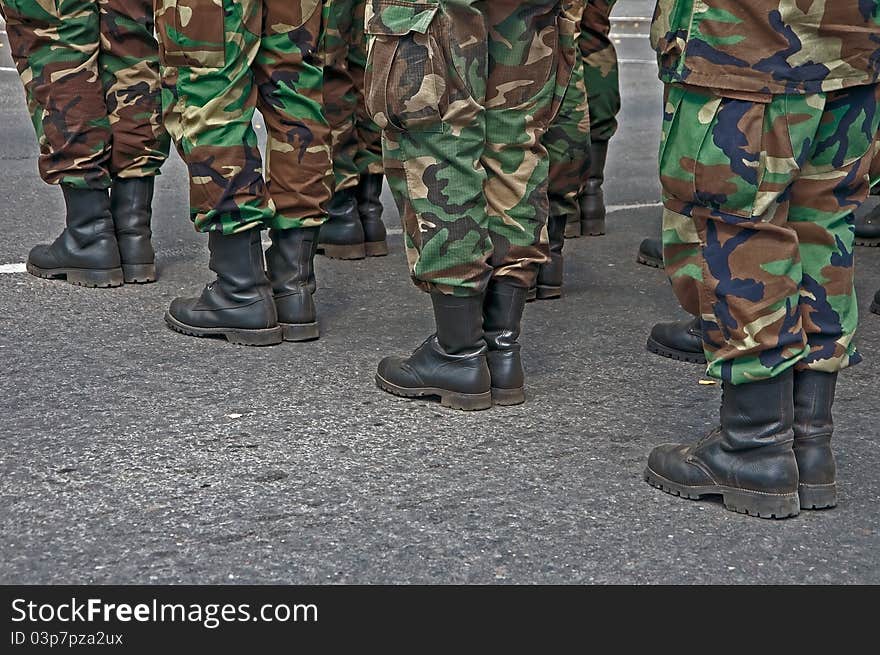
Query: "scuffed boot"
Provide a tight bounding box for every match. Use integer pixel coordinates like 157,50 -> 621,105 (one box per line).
564,206 -> 582,239
579,141 -> 609,236
111,177 -> 157,283
855,202 -> 880,247
357,173 -> 388,257
266,227 -> 320,342
484,280 -> 528,406
636,236 -> 663,269
317,188 -> 366,259
646,316 -> 706,364
27,186 -> 124,288
165,229 -> 282,346
645,370 -> 800,519
534,214 -> 566,300
872,289 -> 880,315
793,370 -> 838,510
376,291 -> 492,411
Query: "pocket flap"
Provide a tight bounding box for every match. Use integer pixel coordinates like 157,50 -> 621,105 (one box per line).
365,1 -> 440,36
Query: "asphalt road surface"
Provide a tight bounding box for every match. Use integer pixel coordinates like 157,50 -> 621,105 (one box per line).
2,5 -> 879,584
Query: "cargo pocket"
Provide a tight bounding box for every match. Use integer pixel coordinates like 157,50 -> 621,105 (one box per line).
265,0 -> 321,30
365,1 -> 445,133
156,0 -> 226,69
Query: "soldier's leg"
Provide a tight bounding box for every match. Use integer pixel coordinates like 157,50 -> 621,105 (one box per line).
319,0 -> 367,260
368,0 -> 494,410
99,0 -> 170,283
577,0 -> 619,237
535,0 -> 590,302
350,0 -> 388,256
1,0 -> 126,287
157,0 -> 281,346
256,0 -> 333,342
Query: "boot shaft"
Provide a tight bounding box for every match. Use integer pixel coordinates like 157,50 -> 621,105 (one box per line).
430,290 -> 486,356
266,227 -> 319,295
482,281 -> 527,351
62,186 -> 116,246
793,370 -> 837,495
111,177 -> 156,269
207,229 -> 272,303
720,370 -> 795,451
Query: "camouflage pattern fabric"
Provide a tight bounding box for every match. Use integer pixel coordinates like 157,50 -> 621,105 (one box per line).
323,0 -> 382,192
581,0 -> 619,144
0,0 -> 169,189
365,0 -> 572,295
659,83 -> 880,385
156,0 -> 332,234
546,0 -> 590,221
651,0 -> 880,98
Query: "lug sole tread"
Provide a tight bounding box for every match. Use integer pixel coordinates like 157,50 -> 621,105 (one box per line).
375,372 -> 492,411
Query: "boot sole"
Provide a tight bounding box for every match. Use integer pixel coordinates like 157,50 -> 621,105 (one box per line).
164,312 -> 283,347
280,321 -> 320,342
636,253 -> 664,269
317,243 -> 367,260
365,241 -> 389,257
123,263 -> 157,284
872,301 -> 880,316
646,336 -> 707,364
581,218 -> 606,236
492,386 -> 525,406
525,288 -> 538,303
645,466 -> 800,519
27,262 -> 124,288
375,372 -> 492,411
855,236 -> 880,247
536,285 -> 562,300
799,482 -> 837,510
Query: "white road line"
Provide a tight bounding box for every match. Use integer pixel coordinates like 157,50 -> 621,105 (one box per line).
0,67 -> 17,73
618,59 -> 656,65
0,263 -> 26,274
607,202 -> 662,213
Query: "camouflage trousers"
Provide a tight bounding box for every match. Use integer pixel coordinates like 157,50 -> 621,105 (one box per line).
660,83 -> 880,384
0,0 -> 169,189
155,0 -> 332,233
581,0 -> 619,145
323,0 -> 383,192
366,0 -> 573,295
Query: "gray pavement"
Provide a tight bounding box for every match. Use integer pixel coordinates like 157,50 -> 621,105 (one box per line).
2,15 -> 880,585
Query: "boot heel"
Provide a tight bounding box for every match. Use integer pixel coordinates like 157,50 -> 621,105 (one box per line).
439,390 -> 493,411
225,327 -> 284,347
799,483 -> 837,510
281,322 -> 320,342
492,387 -> 525,406
581,217 -> 606,236
122,263 -> 157,284
318,243 -> 367,260
364,241 -> 389,257
67,267 -> 125,288
536,285 -> 561,300
722,489 -> 800,519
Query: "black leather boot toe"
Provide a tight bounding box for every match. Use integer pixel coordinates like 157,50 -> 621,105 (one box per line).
318,188 -> 366,259
165,230 -> 282,346
375,291 -> 492,411
645,370 -> 800,519
855,203 -> 880,246
636,236 -> 663,269
111,177 -> 157,283
872,289 -> 880,316
266,227 -> 320,342
27,187 -> 124,288
646,317 -> 706,364
357,173 -> 388,257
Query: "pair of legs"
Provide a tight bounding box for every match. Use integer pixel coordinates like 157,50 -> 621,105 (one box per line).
367,0 -> 572,409
156,0 -> 332,346
645,83 -> 880,518
1,0 -> 169,286
319,0 -> 388,259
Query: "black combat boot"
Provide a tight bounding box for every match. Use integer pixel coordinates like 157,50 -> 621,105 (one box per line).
266,227 -> 320,342
579,141 -> 609,236
793,370 -> 838,510
872,289 -> 880,315
111,177 -> 157,283
356,173 -> 388,257
376,291 -> 492,411
855,202 -> 880,247
27,186 -> 124,288
483,280 -> 528,406
317,188 -> 366,259
645,369 -> 800,519
534,214 -> 566,300
165,229 -> 282,346
636,236 -> 663,269
646,316 -> 706,364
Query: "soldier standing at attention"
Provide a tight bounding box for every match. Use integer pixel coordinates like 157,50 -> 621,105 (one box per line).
1,0 -> 170,287
643,0 -> 880,519
155,0 -> 333,346
319,0 -> 388,260
368,0 -> 575,410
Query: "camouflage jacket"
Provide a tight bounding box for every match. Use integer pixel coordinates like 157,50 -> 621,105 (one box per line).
651,0 -> 880,96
